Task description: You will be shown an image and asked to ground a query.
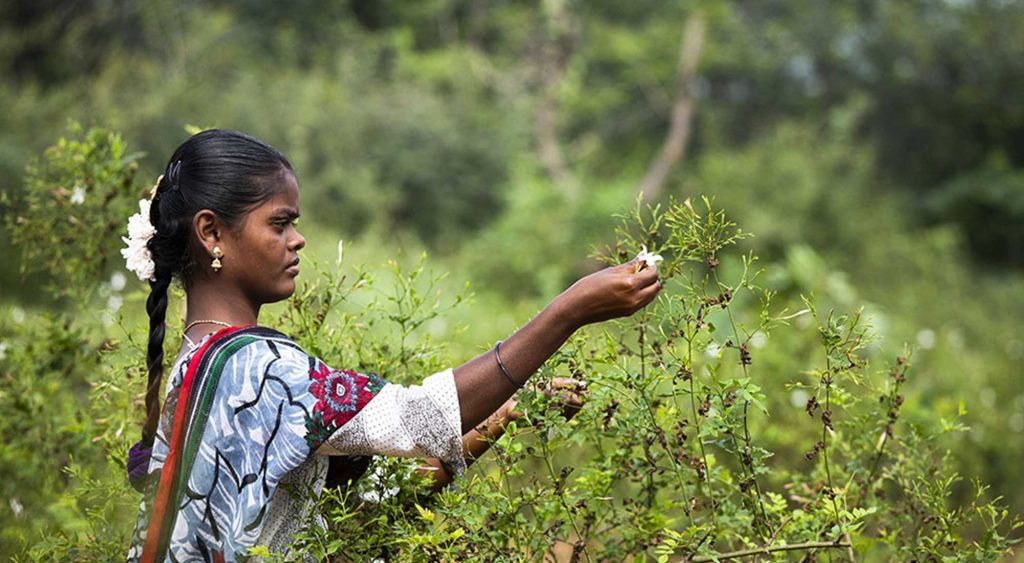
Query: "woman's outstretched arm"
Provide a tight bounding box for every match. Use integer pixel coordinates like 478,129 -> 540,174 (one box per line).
452,259 -> 660,434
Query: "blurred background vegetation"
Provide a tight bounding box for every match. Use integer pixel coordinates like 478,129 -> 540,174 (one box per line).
2,0 -> 1023,556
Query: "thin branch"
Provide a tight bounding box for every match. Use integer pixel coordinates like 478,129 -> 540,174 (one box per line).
843,530 -> 858,562
765,515 -> 794,547
682,541 -> 852,562
636,13 -> 706,202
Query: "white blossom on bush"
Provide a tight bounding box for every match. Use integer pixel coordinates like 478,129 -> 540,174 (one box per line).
110,272 -> 127,292
70,185 -> 85,205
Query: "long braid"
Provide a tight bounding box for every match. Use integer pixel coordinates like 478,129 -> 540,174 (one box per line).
127,177 -> 176,491
141,273 -> 172,445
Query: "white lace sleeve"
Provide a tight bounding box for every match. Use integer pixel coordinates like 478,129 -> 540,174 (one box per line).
316,368 -> 466,476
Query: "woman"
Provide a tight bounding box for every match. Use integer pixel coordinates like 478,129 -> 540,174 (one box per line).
123,129 -> 661,562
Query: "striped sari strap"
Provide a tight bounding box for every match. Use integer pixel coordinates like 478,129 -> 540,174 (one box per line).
140,325 -> 247,563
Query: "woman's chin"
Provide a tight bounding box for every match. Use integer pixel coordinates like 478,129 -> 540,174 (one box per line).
265,280 -> 297,304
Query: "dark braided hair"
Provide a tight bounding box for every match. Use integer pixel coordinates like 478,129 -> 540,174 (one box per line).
138,129 -> 293,448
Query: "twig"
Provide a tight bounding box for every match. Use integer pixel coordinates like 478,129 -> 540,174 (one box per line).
843,530 -> 858,562
764,514 -> 794,548
682,541 -> 852,562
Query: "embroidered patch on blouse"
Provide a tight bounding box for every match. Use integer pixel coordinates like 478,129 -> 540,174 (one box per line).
305,361 -> 386,450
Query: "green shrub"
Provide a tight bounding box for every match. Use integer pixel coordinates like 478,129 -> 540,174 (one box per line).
2,126 -> 1020,561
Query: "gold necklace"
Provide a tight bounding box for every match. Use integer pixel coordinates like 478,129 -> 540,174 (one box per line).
182,320 -> 234,351
183,319 -> 233,333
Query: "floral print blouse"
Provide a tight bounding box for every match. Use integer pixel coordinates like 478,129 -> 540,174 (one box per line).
126,326 -> 464,562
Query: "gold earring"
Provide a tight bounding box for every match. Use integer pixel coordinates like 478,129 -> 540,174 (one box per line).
212,246 -> 224,271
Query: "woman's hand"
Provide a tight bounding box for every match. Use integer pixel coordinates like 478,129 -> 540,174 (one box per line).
421,377 -> 589,491
556,259 -> 662,329
501,377 -> 587,424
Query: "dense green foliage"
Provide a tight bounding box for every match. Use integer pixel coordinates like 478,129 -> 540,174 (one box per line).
2,0 -> 1024,559
1,128 -> 1020,560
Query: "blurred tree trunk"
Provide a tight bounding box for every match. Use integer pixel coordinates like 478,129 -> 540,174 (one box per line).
534,0 -> 580,201
636,14 -> 706,202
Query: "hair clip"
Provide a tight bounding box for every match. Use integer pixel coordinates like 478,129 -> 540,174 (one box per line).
148,174 -> 165,200
167,160 -> 182,190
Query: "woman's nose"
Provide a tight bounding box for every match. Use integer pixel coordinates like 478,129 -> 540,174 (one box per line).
291,230 -> 306,251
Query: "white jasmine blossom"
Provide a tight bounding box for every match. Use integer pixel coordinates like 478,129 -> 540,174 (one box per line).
120,198 -> 157,282
789,389 -> 809,409
70,185 -> 85,205
0,341 -> 7,361
11,307 -> 25,324
705,341 -> 722,359
635,244 -> 663,270
107,294 -> 123,312
9,497 -> 23,518
110,272 -> 127,292
916,328 -> 936,350
780,308 -> 811,320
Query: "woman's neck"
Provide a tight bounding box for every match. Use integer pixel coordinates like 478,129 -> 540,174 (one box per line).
184,282 -> 260,330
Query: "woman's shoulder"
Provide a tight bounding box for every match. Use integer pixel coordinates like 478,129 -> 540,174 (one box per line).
197,325 -> 313,369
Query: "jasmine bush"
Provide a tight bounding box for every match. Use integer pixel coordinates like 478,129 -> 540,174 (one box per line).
1,126 -> 1019,561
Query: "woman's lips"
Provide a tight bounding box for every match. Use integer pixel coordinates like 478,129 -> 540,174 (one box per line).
286,258 -> 300,276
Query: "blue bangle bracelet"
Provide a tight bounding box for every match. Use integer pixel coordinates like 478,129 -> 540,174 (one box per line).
494,340 -> 523,389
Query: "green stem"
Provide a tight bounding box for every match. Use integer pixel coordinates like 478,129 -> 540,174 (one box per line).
539,433 -> 593,563
863,362 -> 908,496
711,269 -> 768,531
686,333 -> 717,530
636,314 -> 695,527
820,329 -> 847,541
497,447 -> 529,557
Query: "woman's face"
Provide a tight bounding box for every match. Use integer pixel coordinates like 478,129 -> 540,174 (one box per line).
221,171 -> 306,305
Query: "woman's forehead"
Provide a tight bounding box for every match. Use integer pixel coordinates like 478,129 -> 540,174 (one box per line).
258,173 -> 300,213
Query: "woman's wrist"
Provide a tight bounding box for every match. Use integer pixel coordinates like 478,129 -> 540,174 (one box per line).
545,291 -> 584,336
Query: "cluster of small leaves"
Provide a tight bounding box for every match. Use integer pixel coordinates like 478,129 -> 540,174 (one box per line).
2,122 -> 143,301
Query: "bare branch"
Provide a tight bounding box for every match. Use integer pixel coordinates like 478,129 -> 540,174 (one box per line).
681,540 -> 852,562
636,13 -> 707,203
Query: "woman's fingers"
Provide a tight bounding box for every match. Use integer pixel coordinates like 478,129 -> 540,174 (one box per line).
615,258 -> 644,273
546,377 -> 586,403
500,377 -> 589,427
543,377 -> 587,420
635,276 -> 663,308
632,264 -> 660,288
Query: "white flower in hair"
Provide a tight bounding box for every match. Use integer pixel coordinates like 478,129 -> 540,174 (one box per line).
120,198 -> 157,282
635,244 -> 663,271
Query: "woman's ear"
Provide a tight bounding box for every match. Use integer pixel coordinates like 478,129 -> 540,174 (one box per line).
193,209 -> 222,256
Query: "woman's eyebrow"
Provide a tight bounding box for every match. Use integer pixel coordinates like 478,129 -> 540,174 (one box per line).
271,207 -> 300,219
